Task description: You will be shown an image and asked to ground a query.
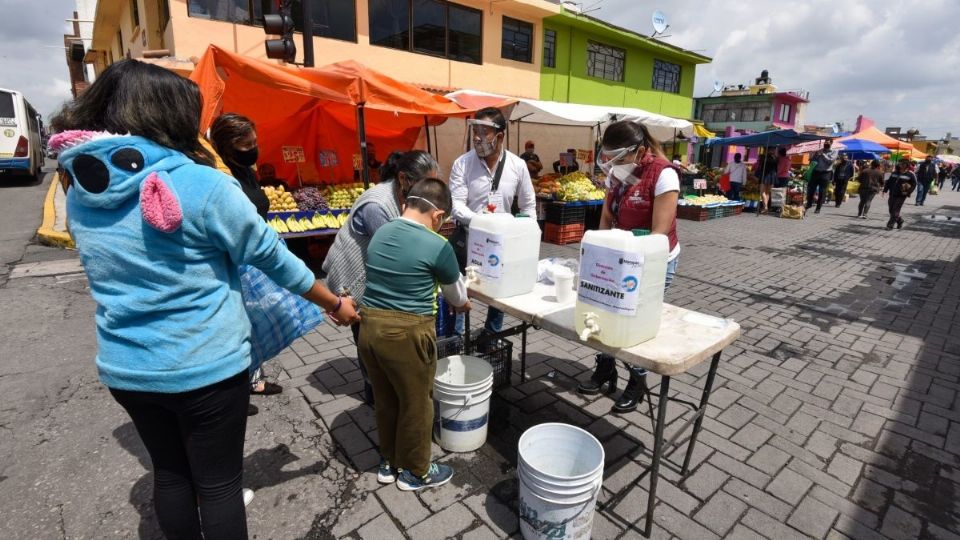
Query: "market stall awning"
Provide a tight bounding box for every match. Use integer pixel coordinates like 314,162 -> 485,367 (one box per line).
189,45 -> 470,185
705,129 -> 827,148
693,124 -> 716,139
835,138 -> 888,155
836,126 -> 926,157
444,89 -> 695,141
937,154 -> 960,164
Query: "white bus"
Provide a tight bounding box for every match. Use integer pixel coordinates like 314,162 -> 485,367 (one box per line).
0,88 -> 44,181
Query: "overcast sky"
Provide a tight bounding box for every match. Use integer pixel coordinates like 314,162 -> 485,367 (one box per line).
2,0 -> 958,139
0,0 -> 76,119
605,0 -> 960,137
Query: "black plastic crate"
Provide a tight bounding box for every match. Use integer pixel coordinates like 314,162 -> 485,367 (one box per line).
468,338 -> 513,389
584,204 -> 602,230
434,335 -> 512,389
437,335 -> 463,359
545,202 -> 586,225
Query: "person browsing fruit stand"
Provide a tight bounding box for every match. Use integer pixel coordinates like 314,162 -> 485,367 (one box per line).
209,112 -> 321,412
323,150 -> 441,405
49,60 -> 359,540
576,120 -> 681,414
359,178 -> 470,491
449,107 -> 536,341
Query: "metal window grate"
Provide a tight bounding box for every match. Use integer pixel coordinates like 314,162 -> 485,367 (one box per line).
587,41 -> 625,82
501,16 -> 533,63
652,59 -> 681,93
543,28 -> 556,68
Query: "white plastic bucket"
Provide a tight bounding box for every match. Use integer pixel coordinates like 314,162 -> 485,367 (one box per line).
433,355 -> 494,453
517,423 -> 605,540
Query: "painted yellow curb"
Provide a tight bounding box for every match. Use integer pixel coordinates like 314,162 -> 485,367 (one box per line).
37,172 -> 75,249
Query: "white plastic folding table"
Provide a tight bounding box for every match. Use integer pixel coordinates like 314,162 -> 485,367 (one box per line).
464,282 -> 740,536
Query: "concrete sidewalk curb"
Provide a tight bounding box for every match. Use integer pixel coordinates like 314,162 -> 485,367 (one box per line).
36,172 -> 75,249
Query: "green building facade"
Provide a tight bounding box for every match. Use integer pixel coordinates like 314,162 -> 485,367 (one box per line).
539,10 -> 711,120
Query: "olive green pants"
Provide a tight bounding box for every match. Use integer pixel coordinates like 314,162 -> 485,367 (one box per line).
358,307 -> 437,477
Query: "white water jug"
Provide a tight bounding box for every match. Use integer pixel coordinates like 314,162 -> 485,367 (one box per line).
467,214 -> 541,298
575,229 -> 668,348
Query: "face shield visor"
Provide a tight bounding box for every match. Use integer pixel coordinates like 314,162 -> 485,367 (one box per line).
596,145 -> 639,174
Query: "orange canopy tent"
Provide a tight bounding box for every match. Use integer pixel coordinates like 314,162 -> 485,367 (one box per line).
837,126 -> 926,158
190,45 -> 469,185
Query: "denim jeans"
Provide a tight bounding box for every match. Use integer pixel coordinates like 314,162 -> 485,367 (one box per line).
728,182 -> 742,201
916,182 -> 931,205
454,307 -> 504,336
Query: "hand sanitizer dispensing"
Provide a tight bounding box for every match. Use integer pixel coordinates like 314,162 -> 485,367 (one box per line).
575,229 -> 668,348
467,214 -> 541,298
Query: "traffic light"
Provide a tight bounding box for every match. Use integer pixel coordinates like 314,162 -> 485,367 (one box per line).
264,10 -> 295,63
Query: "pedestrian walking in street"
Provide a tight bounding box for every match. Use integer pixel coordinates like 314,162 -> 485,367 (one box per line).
856,159 -> 884,219
937,163 -> 948,190
48,60 -> 359,540
359,178 -> 469,491
724,152 -> 747,201
914,155 -> 937,205
833,153 -> 855,207
883,160 -> 917,230
806,140 -> 837,214
952,165 -> 960,191
577,120 -> 681,413
324,150 -> 441,405
449,107 -> 536,340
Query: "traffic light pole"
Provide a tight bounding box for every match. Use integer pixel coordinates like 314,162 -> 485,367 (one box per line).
301,0 -> 314,67
357,104 -> 370,189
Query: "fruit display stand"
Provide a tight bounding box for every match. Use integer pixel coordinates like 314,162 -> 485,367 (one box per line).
266,210 -> 348,239
677,195 -> 743,221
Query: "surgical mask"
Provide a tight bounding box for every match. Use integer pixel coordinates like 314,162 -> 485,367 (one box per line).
406,195 -> 449,230
233,147 -> 259,167
469,119 -> 502,159
475,139 -> 497,158
610,164 -> 638,184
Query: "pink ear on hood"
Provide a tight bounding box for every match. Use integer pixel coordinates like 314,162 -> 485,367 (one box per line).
140,172 -> 183,233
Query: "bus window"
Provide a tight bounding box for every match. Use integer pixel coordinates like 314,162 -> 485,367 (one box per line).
0,91 -> 15,125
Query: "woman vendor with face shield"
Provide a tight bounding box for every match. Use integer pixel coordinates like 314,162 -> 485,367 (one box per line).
576,120 -> 681,414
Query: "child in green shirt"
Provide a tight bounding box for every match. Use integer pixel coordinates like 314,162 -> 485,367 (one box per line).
359,178 -> 470,491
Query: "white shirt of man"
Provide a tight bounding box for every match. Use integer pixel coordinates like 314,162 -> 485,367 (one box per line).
449,149 -> 537,225
725,161 -> 748,184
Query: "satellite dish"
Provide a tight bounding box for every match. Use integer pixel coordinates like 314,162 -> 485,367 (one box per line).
652,10 -> 668,35
713,80 -> 723,92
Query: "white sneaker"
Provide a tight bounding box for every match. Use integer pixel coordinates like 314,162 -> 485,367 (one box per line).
242,488 -> 255,507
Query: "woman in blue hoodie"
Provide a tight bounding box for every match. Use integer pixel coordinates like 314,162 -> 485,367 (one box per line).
49,60 -> 359,540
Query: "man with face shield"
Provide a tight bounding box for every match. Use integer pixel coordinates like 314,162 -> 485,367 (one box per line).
449,107 -> 537,339
324,151 -> 441,404
576,120 -> 681,414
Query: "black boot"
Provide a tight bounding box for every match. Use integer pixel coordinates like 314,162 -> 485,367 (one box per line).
612,367 -> 649,413
577,354 -> 617,395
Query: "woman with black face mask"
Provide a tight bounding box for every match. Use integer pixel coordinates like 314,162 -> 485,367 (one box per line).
210,113 -> 269,219
210,113 -> 282,405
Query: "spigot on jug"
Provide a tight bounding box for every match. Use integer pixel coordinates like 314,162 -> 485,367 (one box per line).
464,266 -> 480,285
579,312 -> 601,341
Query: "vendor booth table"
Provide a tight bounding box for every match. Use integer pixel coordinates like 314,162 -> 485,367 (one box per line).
464,282 -> 740,536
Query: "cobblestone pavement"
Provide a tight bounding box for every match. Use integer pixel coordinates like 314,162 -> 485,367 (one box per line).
272,191 -> 960,540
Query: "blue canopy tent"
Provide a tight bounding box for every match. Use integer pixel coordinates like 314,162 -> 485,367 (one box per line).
706,129 -> 830,214
836,138 -> 888,160
704,129 -> 828,148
